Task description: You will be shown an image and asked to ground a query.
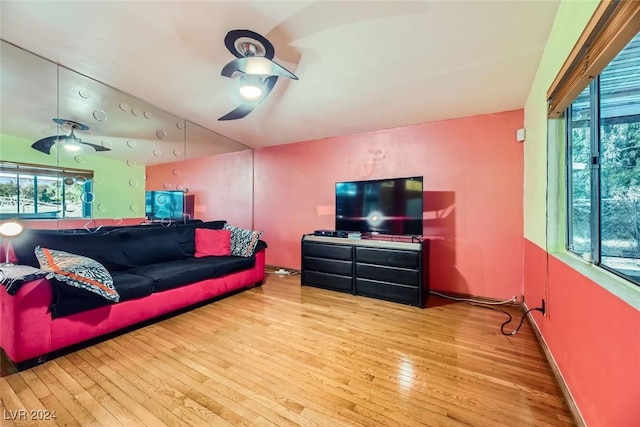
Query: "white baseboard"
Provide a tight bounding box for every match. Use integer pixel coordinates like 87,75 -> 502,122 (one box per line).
523,303 -> 586,427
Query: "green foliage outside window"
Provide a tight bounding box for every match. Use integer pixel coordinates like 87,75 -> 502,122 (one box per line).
567,32 -> 640,284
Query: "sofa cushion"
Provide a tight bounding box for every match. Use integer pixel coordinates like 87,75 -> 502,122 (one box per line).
194,220 -> 227,230
109,226 -> 194,266
12,229 -> 134,271
195,229 -> 232,257
128,256 -> 256,292
12,221 -> 230,271
223,224 -> 264,257
35,247 -> 119,302
50,271 -> 154,318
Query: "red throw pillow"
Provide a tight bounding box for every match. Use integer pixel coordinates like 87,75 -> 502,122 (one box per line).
194,229 -> 232,257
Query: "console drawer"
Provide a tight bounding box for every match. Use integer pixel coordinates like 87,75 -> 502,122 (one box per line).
355,278 -> 419,306
304,242 -> 352,261
300,235 -> 428,308
303,257 -> 352,276
355,247 -> 419,268
356,264 -> 419,286
302,271 -> 353,293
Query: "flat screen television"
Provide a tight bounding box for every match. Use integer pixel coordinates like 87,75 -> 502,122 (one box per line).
145,190 -> 184,221
335,176 -> 423,236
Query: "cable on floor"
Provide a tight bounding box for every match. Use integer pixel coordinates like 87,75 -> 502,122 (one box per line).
265,267 -> 300,276
429,290 -> 516,305
430,291 -> 543,336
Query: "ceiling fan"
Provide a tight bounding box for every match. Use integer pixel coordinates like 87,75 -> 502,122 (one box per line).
218,29 -> 298,121
31,118 -> 111,155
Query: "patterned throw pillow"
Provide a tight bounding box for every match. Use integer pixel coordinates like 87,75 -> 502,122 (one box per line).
223,224 -> 263,257
35,246 -> 119,302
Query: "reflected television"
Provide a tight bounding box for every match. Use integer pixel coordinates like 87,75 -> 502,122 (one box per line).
145,190 -> 184,221
335,176 -> 423,236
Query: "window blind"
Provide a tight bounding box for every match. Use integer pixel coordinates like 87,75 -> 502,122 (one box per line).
0,161 -> 94,178
547,0 -> 640,118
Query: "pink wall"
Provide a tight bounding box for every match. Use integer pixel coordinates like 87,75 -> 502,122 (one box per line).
524,239 -> 640,426
254,109 -> 525,299
146,150 -> 254,229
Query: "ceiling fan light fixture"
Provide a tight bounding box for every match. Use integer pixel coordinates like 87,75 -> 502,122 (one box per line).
32,118 -> 111,155
219,29 -> 298,121
63,140 -> 83,152
239,84 -> 262,100
62,128 -> 83,151
238,74 -> 264,100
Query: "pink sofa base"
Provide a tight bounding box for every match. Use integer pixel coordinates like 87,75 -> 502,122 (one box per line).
1,250 -> 265,367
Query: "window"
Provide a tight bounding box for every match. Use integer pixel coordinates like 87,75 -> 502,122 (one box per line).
0,162 -> 93,220
566,32 -> 640,285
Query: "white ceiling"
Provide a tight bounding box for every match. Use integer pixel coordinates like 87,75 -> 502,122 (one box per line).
0,0 -> 559,149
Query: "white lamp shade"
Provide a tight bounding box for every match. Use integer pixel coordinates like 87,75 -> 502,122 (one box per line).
64,140 -> 83,151
0,221 -> 23,238
239,84 -> 263,100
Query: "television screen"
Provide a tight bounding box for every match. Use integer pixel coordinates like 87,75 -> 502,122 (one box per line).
335,176 -> 423,236
145,190 -> 184,221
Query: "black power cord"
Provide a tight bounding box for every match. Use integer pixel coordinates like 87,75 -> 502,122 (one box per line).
430,291 -> 545,336
469,303 -> 545,336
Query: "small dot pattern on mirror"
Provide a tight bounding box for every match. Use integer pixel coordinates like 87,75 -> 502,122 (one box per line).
93,110 -> 107,122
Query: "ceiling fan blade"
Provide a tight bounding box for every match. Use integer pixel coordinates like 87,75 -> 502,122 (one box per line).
218,103 -> 260,121
218,76 -> 278,121
221,57 -> 297,80
260,74 -> 278,97
80,141 -> 111,152
31,135 -> 70,155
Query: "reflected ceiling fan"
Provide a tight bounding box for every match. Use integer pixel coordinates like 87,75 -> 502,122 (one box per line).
31,118 -> 111,155
218,29 -> 298,121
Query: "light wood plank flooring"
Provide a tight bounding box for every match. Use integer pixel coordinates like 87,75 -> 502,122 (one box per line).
1,274 -> 574,426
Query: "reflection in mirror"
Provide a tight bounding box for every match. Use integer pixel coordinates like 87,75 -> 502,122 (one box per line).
1,41 -> 254,229
0,42 -> 58,222
145,121 -> 254,228
56,65 -> 186,223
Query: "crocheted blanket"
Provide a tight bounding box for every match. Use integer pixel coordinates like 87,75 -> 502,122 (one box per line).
0,264 -> 48,295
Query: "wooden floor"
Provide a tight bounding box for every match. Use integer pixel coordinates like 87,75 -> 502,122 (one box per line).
0,275 -> 574,427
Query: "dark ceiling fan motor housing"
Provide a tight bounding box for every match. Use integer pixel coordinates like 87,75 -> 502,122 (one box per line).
218,29 -> 298,121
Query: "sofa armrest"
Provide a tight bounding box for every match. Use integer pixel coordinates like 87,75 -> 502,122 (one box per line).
253,248 -> 267,285
0,278 -> 53,363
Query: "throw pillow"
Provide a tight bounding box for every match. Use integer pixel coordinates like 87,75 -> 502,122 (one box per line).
223,224 -> 263,257
194,228 -> 232,257
35,246 -> 119,302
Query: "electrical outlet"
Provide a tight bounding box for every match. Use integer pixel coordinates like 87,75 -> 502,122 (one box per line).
541,298 -> 546,316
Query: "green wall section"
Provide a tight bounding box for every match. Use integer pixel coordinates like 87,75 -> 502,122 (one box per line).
0,134 -> 145,219
523,0 -> 599,247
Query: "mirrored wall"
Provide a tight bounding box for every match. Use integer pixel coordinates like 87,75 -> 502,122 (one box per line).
0,40 -> 253,229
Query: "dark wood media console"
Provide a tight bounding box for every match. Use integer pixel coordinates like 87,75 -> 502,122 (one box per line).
301,234 -> 429,308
